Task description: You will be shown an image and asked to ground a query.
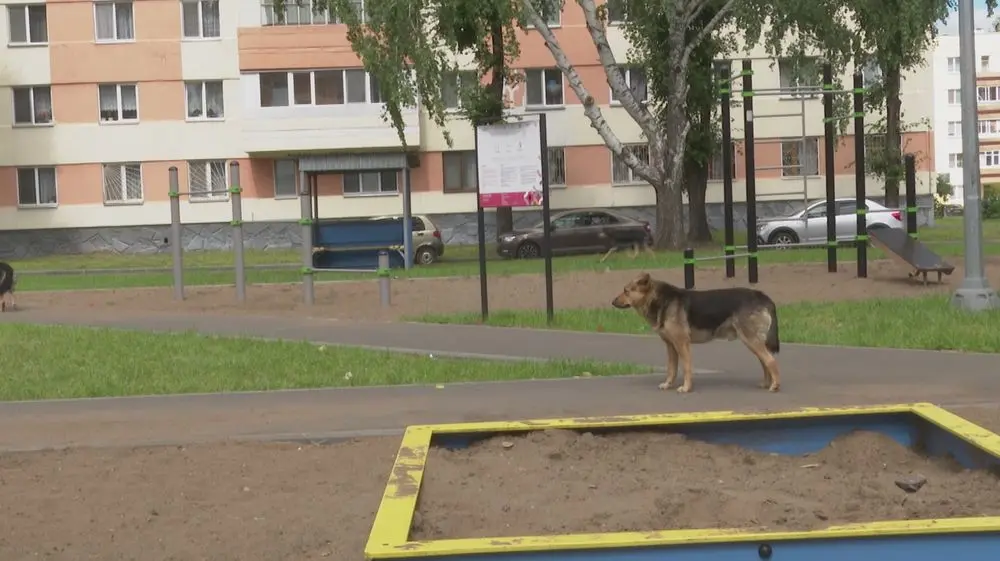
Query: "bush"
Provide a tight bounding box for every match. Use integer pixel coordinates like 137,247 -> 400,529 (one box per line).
984,183 -> 1000,198
984,194 -> 1000,220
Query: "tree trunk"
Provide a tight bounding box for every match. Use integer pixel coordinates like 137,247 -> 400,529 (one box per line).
883,64 -> 904,208
654,180 -> 687,250
685,159 -> 712,242
483,18 -> 515,241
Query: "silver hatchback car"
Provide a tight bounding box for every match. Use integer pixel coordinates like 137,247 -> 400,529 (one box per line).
756,198 -> 904,247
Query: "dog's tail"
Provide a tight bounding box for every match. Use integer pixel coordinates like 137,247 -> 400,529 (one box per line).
764,298 -> 780,354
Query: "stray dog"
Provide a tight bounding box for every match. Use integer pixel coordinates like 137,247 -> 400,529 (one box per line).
0,261 -> 15,312
611,272 -> 781,393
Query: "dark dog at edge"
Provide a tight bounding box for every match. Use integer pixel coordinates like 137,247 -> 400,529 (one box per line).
0,261 -> 16,312
611,272 -> 781,393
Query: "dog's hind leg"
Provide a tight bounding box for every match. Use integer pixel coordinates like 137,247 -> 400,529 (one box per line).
658,339 -> 679,390
736,329 -> 780,392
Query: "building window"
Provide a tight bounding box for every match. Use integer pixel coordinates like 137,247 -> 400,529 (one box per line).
442,70 -> 477,109
605,0 -> 627,23
948,121 -> 961,137
181,0 -> 221,39
983,56 -> 992,72
947,57 -> 961,73
259,69 -> 379,107
781,138 -> 819,177
548,147 -> 566,187
12,86 -> 53,126
94,1 -> 135,42
777,58 -> 819,97
188,160 -> 229,200
185,81 -> 225,119
7,4 -> 47,45
949,153 -> 963,168
526,0 -> 561,26
948,89 -> 961,105
102,163 -> 143,204
977,86 -> 1000,102
343,171 -> 398,195
982,150 -> 1000,167
273,159 -> 298,198
611,67 -> 647,104
16,167 -> 57,207
708,143 -> 738,181
442,151 -> 477,193
980,119 -> 1000,137
261,0 -> 362,25
525,68 -> 564,107
611,144 -> 649,185
98,83 -> 138,122
860,61 -> 882,88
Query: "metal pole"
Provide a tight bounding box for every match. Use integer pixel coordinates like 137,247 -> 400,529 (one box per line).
822,63 -> 837,273
718,60 -> 736,279
798,90 -> 809,213
402,166 -> 413,269
742,59 -> 759,284
853,73 -> 867,279
168,166 -> 184,301
539,112 -> 555,324
299,170 -> 315,306
683,247 -> 695,289
378,250 -> 391,307
953,0 -> 1000,311
474,123 -> 489,321
229,161 -> 246,303
904,154 -> 918,239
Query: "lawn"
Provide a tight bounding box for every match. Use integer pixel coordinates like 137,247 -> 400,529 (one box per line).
8,217 -> 1000,292
0,324 -> 646,401
414,295 -> 1000,353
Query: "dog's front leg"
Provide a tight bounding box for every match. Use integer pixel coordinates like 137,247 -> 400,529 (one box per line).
675,339 -> 695,393
659,340 -> 678,390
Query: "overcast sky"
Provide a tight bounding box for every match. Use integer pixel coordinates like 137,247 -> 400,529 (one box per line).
938,0 -> 995,35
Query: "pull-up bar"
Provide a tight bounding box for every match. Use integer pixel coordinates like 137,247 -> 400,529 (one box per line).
168,161 -> 247,303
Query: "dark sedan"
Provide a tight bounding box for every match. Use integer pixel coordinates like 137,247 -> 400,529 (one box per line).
496,209 -> 653,259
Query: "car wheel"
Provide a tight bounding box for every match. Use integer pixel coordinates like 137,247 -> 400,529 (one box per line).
415,247 -> 437,265
516,241 -> 541,259
767,230 -> 799,248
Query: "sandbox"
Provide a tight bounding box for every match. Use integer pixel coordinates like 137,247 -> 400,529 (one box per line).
365,403 -> 1000,560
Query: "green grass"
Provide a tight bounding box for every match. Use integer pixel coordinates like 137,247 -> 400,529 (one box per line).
413,296 -> 1000,353
9,217 -> 1000,292
0,324 -> 646,401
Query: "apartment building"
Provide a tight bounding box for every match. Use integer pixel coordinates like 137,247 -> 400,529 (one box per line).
932,31 -> 1000,201
0,0 -> 936,254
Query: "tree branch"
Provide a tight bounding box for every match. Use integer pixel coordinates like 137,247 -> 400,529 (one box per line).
575,0 -> 656,139
520,0 -> 658,184
679,0 -> 739,71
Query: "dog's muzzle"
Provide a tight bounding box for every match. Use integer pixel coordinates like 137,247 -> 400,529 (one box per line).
611,297 -> 630,309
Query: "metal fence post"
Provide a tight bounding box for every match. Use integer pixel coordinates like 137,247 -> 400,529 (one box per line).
683,247 -> 695,289
717,60 -> 736,279
904,154 -> 918,239
853,73 -> 868,279
299,171 -> 315,306
742,59 -> 759,284
229,161 -> 246,303
822,62 -> 838,274
378,250 -> 391,307
168,166 -> 184,301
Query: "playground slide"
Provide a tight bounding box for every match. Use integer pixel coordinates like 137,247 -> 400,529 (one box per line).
869,227 -> 955,285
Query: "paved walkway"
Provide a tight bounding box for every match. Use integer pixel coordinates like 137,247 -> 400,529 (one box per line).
1,308 -> 997,451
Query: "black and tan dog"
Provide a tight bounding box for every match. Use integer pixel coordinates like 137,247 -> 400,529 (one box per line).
611,272 -> 781,393
0,261 -> 16,312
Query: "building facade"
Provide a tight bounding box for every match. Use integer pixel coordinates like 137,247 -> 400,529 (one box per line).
932,29 -> 1000,202
1,0 -> 936,255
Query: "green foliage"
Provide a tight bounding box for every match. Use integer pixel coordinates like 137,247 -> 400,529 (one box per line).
984,194 -> 1000,220
936,173 -> 954,198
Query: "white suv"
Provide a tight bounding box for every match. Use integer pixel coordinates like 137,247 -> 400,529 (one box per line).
756,198 -> 905,247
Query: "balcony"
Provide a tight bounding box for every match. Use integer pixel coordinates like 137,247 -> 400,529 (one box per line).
238,72 -> 420,154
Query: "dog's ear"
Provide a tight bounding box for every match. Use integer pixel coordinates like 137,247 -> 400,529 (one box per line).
636,272 -> 651,286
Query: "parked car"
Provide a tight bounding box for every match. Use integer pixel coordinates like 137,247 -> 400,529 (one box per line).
370,214 -> 446,265
496,209 -> 653,259
756,198 -> 904,247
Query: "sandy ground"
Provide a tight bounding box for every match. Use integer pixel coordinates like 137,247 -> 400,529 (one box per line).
16,259 -> 1000,321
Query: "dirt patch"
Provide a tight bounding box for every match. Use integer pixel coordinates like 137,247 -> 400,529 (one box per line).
413,429 -> 1000,539
17,259 -> 1000,321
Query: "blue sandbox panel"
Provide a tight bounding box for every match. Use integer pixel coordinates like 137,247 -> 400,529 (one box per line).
313,218 -> 407,270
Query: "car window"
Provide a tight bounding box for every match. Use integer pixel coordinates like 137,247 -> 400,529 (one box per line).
552,214 -> 586,229
587,212 -> 619,226
411,217 -> 426,231
805,205 -> 827,218
837,201 -> 857,216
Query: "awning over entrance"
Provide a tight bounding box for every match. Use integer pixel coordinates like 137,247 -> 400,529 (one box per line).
297,152 -> 408,173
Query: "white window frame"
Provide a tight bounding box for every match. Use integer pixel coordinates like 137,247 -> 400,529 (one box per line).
93,1 -> 135,43
525,0 -> 561,27
948,89 -> 961,105
708,143 -> 738,182
948,121 -> 961,137
11,85 -> 53,126
983,55 -> 992,73
610,67 -> 647,104
982,150 -> 1000,168
947,57 -> 961,73
181,0 -> 221,40
260,0 -> 363,25
188,160 -> 230,201
978,85 -> 1000,103
343,170 -> 399,196
980,119 -> 1000,137
442,151 -> 478,193
101,162 -> 144,205
525,68 -> 565,107
547,146 -> 566,187
185,80 -> 225,120
442,70 -> 477,110
16,167 -> 58,208
780,138 -> 820,177
258,69 -> 379,107
777,58 -> 819,98
6,4 -> 48,46
611,144 -> 649,185
98,83 -> 139,123
273,159 -> 298,199
949,153 -> 963,168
